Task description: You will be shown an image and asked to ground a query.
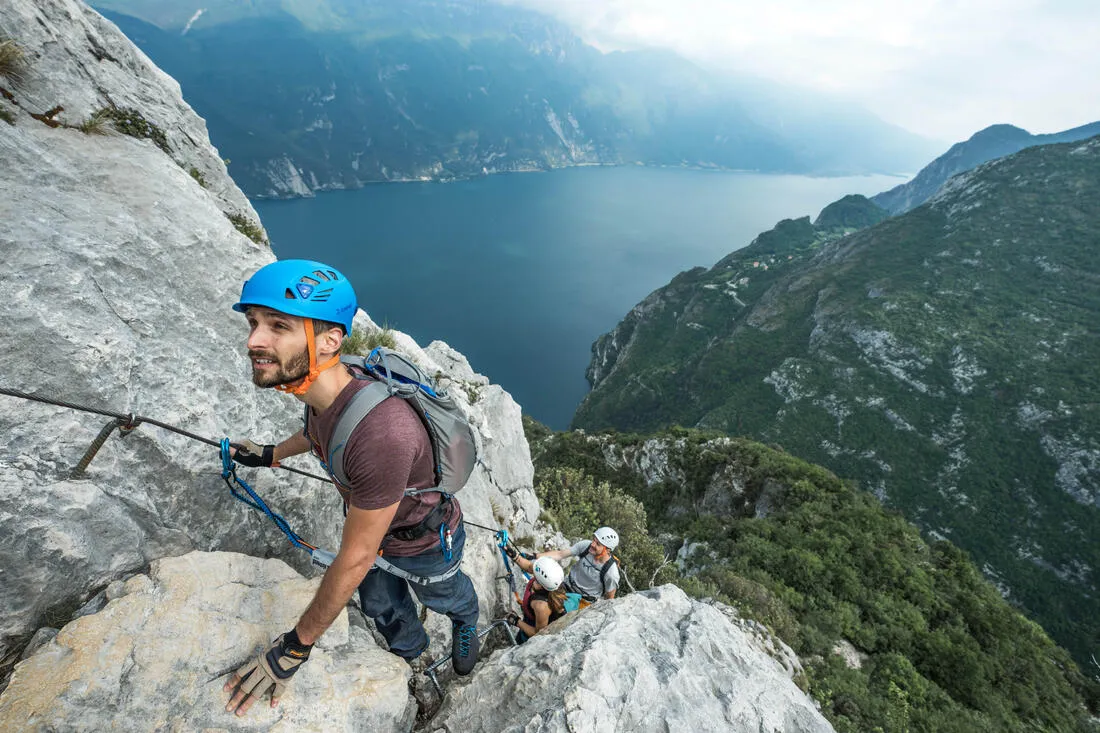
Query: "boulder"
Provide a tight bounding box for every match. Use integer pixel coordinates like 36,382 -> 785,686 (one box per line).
427,585 -> 834,733
0,551 -> 415,732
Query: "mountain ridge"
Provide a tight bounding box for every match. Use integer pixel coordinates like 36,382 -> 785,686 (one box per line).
872,121 -> 1100,214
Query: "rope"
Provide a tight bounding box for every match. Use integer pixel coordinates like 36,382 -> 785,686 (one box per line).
463,518 -> 503,535
219,439 -> 316,551
0,386 -> 329,482
495,530 -> 521,603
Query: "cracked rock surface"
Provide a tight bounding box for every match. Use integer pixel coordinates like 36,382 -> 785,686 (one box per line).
0,551 -> 415,732
426,585 -> 834,733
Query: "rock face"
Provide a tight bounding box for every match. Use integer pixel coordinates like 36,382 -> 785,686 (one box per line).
0,551 -> 415,732
428,585 -> 833,733
0,0 -> 540,665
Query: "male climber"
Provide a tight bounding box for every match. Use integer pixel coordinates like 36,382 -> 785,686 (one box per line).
222,259 -> 479,716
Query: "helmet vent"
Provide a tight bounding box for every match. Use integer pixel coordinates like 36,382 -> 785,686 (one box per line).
312,270 -> 340,282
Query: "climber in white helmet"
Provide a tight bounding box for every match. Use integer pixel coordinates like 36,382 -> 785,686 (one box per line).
510,526 -> 620,603
506,556 -> 568,642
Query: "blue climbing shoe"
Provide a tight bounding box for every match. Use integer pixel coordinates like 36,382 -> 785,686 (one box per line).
451,621 -> 478,675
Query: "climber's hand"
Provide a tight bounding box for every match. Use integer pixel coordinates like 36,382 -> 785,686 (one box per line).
223,632 -> 311,716
231,439 -> 275,468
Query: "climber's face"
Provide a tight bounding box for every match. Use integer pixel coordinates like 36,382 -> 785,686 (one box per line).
245,307 -> 310,388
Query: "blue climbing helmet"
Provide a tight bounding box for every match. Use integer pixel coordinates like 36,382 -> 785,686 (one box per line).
232,259 -> 358,334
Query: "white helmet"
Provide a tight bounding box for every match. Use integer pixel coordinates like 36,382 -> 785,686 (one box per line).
533,557 -> 564,591
594,526 -> 619,551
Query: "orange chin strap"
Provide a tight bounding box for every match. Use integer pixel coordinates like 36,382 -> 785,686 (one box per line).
275,317 -> 341,396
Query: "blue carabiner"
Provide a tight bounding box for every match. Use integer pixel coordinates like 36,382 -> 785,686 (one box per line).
440,524 -> 453,562
220,438 -> 234,477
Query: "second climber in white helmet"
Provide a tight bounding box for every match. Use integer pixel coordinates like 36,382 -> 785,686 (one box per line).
506,556 -> 568,641
512,526 -> 620,603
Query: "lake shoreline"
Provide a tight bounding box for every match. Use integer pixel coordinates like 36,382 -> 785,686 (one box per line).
246,160 -> 912,201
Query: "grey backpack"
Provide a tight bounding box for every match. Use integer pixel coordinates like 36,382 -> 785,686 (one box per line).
307,347 -> 478,496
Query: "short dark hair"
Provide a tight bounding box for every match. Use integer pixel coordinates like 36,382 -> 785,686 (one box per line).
313,319 -> 344,337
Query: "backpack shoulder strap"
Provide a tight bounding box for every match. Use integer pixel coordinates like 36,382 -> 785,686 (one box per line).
598,555 -> 619,595
327,379 -> 390,488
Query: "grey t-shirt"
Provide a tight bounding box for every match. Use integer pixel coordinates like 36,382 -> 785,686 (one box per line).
565,540 -> 620,599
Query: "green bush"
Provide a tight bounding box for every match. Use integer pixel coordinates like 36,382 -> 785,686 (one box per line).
226,212 -> 267,245
340,325 -> 396,355
0,106 -> 13,125
90,106 -> 170,153
0,39 -> 27,83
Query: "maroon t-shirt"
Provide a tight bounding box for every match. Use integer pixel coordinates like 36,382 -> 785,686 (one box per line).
305,373 -> 461,556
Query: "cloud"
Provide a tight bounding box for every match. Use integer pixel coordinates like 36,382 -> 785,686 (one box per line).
501,0 -> 1100,141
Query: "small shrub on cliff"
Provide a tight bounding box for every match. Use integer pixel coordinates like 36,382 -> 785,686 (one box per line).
340,325 -> 397,355
76,108 -> 112,135
0,106 -> 13,126
90,106 -> 170,153
226,212 -> 267,245
0,40 -> 27,83
188,167 -> 208,188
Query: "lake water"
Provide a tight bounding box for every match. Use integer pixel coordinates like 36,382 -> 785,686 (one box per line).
255,166 -> 905,429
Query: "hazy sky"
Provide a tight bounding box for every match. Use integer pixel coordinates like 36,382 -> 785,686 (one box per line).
505,0 -> 1100,143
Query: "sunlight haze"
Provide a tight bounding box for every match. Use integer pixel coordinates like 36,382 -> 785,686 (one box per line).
504,0 -> 1100,142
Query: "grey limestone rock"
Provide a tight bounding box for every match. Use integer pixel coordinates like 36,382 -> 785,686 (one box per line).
0,551 -> 415,732
427,585 -> 833,733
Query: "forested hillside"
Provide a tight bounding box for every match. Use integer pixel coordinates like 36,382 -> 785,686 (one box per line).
528,423 -> 1099,732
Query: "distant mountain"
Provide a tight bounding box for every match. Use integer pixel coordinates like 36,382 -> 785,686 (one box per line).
573,136 -> 1100,666
91,0 -> 938,197
873,121 -> 1100,214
